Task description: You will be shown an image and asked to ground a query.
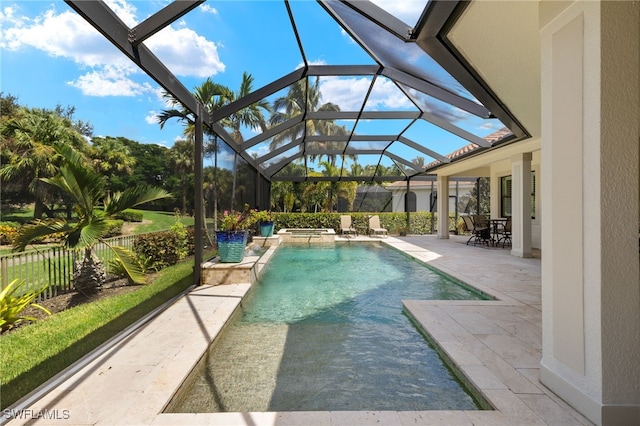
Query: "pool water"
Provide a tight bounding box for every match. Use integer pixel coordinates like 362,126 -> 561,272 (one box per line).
169,244 -> 487,413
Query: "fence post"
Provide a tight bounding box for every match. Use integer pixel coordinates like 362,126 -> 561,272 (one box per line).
1,257 -> 7,289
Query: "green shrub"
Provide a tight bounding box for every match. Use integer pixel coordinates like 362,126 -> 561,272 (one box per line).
113,209 -> 144,222
270,212 -> 464,235
103,219 -> 124,238
169,221 -> 189,260
133,231 -> 183,271
272,212 -> 439,235
186,226 -> 196,255
0,280 -> 51,333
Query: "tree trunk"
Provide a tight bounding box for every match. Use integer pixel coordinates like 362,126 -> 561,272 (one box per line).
230,153 -> 237,211
73,248 -> 106,294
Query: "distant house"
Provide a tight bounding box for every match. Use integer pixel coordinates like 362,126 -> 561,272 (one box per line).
336,185 -> 393,212
385,178 -> 477,215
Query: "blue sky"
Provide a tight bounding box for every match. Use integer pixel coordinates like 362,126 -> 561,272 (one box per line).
0,1 -> 503,172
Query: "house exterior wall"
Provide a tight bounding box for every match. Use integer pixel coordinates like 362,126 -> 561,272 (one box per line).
389,182 -> 475,214
540,1 -> 640,424
489,151 -> 542,249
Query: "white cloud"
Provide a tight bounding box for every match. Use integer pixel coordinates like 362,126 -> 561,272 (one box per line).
367,78 -> 413,109
369,0 -> 426,26
200,4 -> 218,15
1,6 -> 130,68
1,1 -> 224,96
147,26 -> 225,78
319,76 -> 411,111
145,110 -> 160,125
103,0 -> 138,27
67,66 -> 156,97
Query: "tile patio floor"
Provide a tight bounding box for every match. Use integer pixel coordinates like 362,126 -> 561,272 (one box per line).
6,235 -> 593,425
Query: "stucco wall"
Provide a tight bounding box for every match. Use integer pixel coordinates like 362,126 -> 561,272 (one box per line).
540,1 -> 640,424
490,151 -> 541,249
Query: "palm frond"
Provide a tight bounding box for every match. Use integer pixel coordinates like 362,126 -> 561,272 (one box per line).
12,219 -> 72,251
43,144 -> 105,216
67,218 -> 108,249
157,109 -> 193,129
104,243 -> 145,284
103,185 -> 172,216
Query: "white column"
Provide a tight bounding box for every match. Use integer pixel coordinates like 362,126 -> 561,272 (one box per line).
511,153 -> 532,258
436,175 -> 449,239
539,2 -> 640,425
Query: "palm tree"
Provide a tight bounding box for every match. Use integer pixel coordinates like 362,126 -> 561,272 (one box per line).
89,136 -> 136,177
222,72 -> 270,210
157,72 -> 269,211
411,156 -> 426,169
0,108 -> 88,218
269,77 -> 343,158
158,77 -> 230,222
319,161 -> 357,212
169,139 -> 195,214
13,145 -> 172,293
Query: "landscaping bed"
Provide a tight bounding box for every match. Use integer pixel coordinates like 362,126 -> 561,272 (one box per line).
0,253 -> 213,410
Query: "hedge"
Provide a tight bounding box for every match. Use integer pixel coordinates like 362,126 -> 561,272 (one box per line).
271,212 -> 463,235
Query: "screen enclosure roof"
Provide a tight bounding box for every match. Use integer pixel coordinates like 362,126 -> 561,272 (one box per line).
65,0 -> 529,182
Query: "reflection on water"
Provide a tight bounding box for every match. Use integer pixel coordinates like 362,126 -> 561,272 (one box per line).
169,244 -> 485,412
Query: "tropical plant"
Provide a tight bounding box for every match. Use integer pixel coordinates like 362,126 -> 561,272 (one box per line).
219,73 -> 270,211
318,161 -> 357,212
12,144 -> 172,293
158,73 -> 270,212
219,204 -> 255,231
0,279 -> 51,333
251,209 -> 272,223
168,139 -> 195,214
269,77 -> 341,150
0,106 -> 90,218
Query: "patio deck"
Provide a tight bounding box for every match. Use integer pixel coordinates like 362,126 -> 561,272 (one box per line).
5,235 -> 593,425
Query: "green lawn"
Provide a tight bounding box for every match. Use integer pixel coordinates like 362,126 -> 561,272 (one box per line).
0,251 -> 214,409
1,208 -> 195,233
0,209 -> 206,301
0,206 -> 34,223
130,210 -> 195,234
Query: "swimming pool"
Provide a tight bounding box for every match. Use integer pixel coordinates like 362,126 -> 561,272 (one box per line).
168,243 -> 488,412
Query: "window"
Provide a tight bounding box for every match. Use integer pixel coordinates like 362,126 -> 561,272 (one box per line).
501,176 -> 512,217
405,192 -> 417,212
500,172 -> 536,219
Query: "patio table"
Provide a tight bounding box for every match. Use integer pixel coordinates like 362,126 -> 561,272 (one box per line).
488,218 -> 509,246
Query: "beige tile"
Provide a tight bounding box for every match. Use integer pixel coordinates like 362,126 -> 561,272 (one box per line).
460,365 -> 508,390
331,411 -> 401,426
438,340 -> 484,366
475,334 -> 541,369
519,394 -> 595,426
397,410 -> 473,425
151,413 -> 212,425
463,410 -> 512,426
271,411 -> 333,425
482,390 -> 546,425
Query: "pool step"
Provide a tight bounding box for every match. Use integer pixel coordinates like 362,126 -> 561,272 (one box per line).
201,245 -> 277,286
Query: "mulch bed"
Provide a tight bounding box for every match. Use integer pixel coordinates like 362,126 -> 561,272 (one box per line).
5,278 -> 143,334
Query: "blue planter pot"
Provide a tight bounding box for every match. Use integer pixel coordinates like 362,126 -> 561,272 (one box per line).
215,230 -> 248,263
259,221 -> 274,237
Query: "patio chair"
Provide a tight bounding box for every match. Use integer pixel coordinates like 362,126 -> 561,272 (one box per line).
340,215 -> 357,238
496,216 -> 512,248
368,215 -> 388,238
462,215 -> 490,246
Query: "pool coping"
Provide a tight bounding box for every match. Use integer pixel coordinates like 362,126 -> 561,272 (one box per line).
4,235 -> 593,425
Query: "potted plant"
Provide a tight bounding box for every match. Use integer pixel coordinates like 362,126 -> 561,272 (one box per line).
216,204 -> 254,263
252,210 -> 274,237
